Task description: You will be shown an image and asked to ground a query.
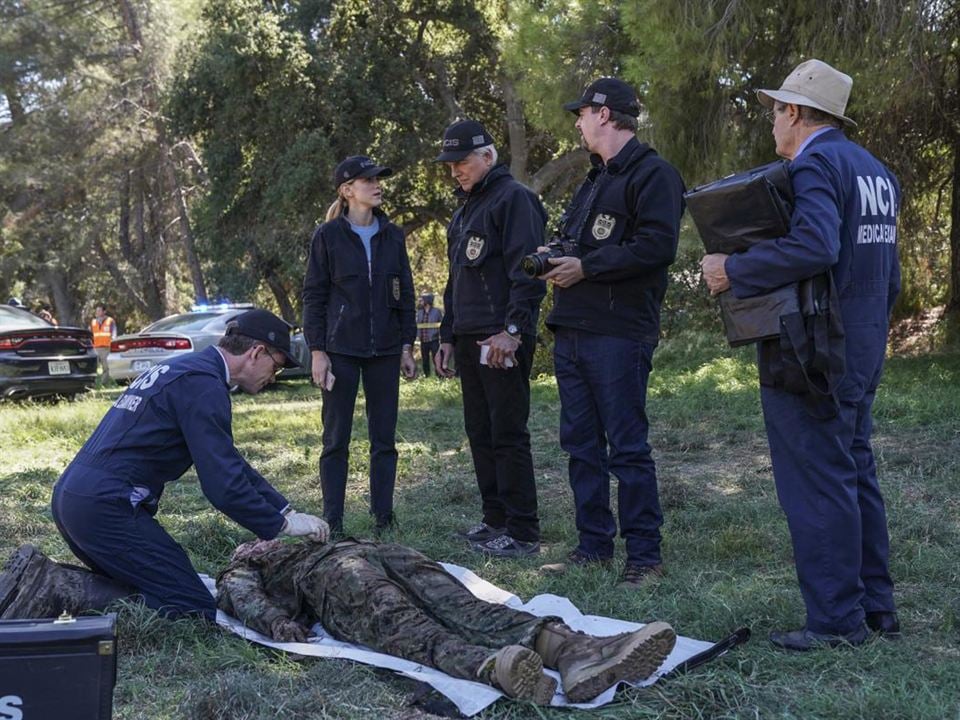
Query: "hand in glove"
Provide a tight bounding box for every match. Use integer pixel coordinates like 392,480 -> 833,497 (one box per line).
270,617 -> 310,642
281,512 -> 329,542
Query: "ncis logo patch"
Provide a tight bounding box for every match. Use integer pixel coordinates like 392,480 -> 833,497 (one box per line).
591,213 -> 616,240
465,236 -> 485,261
391,277 -> 401,301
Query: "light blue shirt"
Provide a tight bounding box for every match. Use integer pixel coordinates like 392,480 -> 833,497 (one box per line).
349,217 -> 380,279
793,127 -> 833,161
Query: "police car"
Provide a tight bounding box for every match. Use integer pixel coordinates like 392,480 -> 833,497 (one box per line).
0,305 -> 97,399
105,304 -> 310,382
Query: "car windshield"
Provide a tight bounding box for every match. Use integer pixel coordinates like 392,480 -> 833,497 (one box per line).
0,306 -> 53,331
141,312 -> 230,334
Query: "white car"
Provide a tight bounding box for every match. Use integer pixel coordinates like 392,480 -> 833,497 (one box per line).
106,305 -> 310,382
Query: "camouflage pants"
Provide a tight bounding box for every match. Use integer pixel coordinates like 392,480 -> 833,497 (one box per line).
299,542 -> 553,681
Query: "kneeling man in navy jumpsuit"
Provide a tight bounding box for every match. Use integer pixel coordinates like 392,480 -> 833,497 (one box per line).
48,309 -> 329,620
701,60 -> 900,649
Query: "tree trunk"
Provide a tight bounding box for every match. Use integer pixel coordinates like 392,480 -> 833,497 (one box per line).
91,234 -> 151,317
947,139 -> 960,316
248,239 -> 295,322
43,264 -> 76,327
530,149 -> 589,196
502,76 -> 529,185
165,157 -> 208,303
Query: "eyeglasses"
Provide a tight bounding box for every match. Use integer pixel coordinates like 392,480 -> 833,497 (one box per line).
261,346 -> 285,375
764,105 -> 786,124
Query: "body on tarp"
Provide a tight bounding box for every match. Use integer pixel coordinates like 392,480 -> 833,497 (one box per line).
0,613 -> 117,720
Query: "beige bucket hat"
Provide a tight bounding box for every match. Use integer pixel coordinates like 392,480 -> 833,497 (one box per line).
757,59 -> 856,127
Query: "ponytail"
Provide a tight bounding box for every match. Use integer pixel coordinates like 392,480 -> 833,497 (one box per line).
325,195 -> 347,222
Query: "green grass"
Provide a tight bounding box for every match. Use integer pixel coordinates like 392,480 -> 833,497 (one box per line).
2,340 -> 959,719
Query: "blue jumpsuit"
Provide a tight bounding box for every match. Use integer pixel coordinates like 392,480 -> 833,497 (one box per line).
51,345 -> 290,620
726,129 -> 900,634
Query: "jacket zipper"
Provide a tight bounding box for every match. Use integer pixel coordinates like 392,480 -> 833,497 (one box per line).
330,304 -> 346,341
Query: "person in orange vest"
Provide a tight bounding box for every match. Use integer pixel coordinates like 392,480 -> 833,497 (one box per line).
90,304 -> 117,384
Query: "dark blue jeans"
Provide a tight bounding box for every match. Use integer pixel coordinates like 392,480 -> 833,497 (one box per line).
554,327 -> 662,565
320,352 -> 401,526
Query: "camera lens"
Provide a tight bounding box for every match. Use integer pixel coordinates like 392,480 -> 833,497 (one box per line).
520,254 -> 544,278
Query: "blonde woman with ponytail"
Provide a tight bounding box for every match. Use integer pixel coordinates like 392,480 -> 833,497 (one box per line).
301,156 -> 417,536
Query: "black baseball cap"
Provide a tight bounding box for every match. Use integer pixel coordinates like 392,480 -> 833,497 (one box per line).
434,120 -> 495,162
228,309 -> 300,368
563,77 -> 641,117
333,155 -> 392,190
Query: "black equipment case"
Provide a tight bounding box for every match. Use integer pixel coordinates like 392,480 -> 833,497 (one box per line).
685,161 -> 801,346
0,613 -> 117,720
684,160 -> 794,256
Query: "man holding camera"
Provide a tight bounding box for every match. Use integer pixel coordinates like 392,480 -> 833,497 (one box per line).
433,119 -> 547,558
701,60 -> 900,650
541,78 -> 684,586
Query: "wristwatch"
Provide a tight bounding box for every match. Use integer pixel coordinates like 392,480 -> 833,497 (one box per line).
505,324 -> 521,341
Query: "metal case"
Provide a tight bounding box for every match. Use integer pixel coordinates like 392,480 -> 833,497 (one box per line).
0,613 -> 117,720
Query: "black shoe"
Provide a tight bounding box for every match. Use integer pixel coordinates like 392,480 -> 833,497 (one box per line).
374,512 -> 396,537
325,518 -> 344,539
540,548 -> 613,574
619,563 -> 665,589
456,522 -> 506,544
472,535 -> 540,558
865,611 -> 901,639
769,624 -> 869,651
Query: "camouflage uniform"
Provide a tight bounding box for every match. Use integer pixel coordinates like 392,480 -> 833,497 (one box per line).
217,539 -> 555,682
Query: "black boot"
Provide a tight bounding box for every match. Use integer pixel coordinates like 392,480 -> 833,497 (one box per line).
0,544 -> 132,619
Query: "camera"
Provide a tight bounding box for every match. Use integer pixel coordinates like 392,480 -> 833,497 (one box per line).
520,235 -> 579,278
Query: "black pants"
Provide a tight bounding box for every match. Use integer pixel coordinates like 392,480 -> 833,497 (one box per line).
320,352 -> 401,526
454,334 -> 539,542
420,338 -> 439,377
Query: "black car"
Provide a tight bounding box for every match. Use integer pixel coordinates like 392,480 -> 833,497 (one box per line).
0,306 -> 98,400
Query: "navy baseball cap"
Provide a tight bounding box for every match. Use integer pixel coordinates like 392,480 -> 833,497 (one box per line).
434,120 -> 495,162
563,77 -> 641,117
228,309 -> 299,368
333,155 -> 392,190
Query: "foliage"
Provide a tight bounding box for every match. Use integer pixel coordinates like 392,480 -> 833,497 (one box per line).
1,0 -> 956,332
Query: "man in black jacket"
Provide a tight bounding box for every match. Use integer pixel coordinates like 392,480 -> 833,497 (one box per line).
434,120 -> 547,558
541,79 -> 685,585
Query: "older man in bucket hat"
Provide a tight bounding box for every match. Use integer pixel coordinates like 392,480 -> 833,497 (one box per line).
701,60 -> 901,650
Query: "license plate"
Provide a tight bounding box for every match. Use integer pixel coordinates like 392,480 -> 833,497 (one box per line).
132,360 -> 153,371
48,360 -> 70,375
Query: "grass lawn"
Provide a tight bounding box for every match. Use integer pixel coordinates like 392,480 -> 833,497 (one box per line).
1,335 -> 958,719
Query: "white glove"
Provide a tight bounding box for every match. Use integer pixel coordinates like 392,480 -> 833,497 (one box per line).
281,512 -> 329,542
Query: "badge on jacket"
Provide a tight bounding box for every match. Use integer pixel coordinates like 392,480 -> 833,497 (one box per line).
465,235 -> 485,260
592,213 -> 616,240
392,277 -> 401,301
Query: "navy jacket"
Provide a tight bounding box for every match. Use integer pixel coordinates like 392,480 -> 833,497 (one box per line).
546,137 -> 685,344
726,130 -> 901,391
58,346 -> 289,540
302,210 -> 416,356
439,165 -> 547,342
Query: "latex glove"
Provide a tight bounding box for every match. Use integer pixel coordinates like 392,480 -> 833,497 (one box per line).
270,617 -> 309,642
281,512 -> 330,542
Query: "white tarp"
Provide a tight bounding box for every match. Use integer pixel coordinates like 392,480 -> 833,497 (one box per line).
204,563 -> 715,716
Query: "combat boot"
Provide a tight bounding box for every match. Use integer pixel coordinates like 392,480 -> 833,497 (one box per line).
534,621 -> 677,703
0,544 -> 131,619
478,645 -> 557,705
